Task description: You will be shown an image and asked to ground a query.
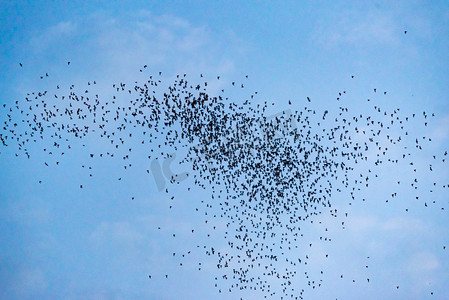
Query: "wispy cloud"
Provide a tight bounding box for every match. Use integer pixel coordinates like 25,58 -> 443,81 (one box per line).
1,267 -> 49,299
90,221 -> 145,248
25,10 -> 241,83
432,113 -> 449,144
29,21 -> 77,52
312,8 -> 401,48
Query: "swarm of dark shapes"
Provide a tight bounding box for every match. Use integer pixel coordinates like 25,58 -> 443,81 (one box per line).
0,66 -> 447,299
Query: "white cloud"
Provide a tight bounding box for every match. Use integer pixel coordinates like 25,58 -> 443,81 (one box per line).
26,10 -> 240,83
313,10 -> 399,48
431,113 -> 449,144
380,216 -> 428,232
344,214 -> 429,235
340,213 -> 433,257
0,196 -> 51,225
90,221 -> 145,247
30,21 -> 77,52
13,268 -> 48,296
407,252 -> 440,273
405,251 -> 441,294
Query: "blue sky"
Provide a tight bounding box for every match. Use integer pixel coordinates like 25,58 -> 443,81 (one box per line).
1,1 -> 449,299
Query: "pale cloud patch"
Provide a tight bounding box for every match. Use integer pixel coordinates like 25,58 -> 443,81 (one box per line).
153,13 -> 190,29
345,214 -> 378,233
0,196 -> 51,225
431,113 -> 449,144
135,214 -> 196,237
407,252 -> 440,273
405,251 -> 441,294
343,213 -> 433,252
25,10 -> 241,83
30,21 -> 77,52
72,287 -> 129,300
12,268 -> 48,297
312,9 -> 401,48
90,221 -> 145,248
380,216 -> 429,232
